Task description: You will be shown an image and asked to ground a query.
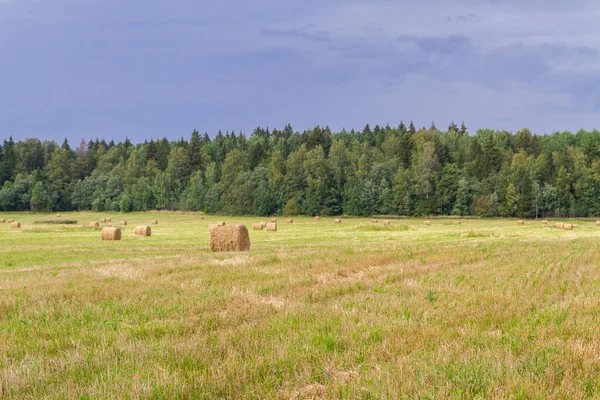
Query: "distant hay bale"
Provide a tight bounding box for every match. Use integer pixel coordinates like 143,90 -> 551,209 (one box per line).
287,219 -> 293,223
424,220 -> 431,226
261,222 -> 267,228
542,220 -> 548,225
563,223 -> 574,231
11,222 -> 20,229
334,219 -> 341,224
0,219 -> 5,223
209,224 -> 250,252
253,223 -> 264,231
266,222 -> 277,232
555,223 -> 564,229
101,227 -> 121,241
314,216 -> 320,221
460,232 -> 469,238
134,225 -> 152,237
517,220 -> 524,225
455,221 -> 461,225
56,213 -> 61,217
100,218 -> 106,223
200,216 -> 204,220
372,219 -> 378,224
270,218 -> 277,223
7,219 -> 14,223
120,221 -> 127,226
383,220 -> 391,226
88,222 -> 99,227
105,217 -> 112,222
596,220 -> 600,226
151,220 -> 158,225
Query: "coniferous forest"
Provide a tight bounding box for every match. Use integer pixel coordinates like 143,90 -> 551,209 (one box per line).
1,122 -> 600,218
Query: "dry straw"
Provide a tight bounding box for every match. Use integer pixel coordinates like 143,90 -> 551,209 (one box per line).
11,222 -> 20,229
120,221 -> 128,226
101,227 -> 121,241
253,223 -> 264,231
556,223 -> 564,229
563,224 -> 574,231
334,219 -> 342,224
261,222 -> 267,228
266,222 -> 277,232
209,224 -> 251,252
88,222 -> 99,227
134,226 -> 152,237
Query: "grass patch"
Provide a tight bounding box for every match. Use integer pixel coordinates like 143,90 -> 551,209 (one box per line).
33,219 -> 78,225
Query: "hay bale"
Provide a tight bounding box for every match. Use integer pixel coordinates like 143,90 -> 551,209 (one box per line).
314,216 -> 320,221
517,220 -> 524,225
542,220 -> 548,225
0,218 -> 5,223
101,227 -> 121,241
134,225 -> 152,236
455,221 -> 461,225
424,220 -> 431,226
120,220 -> 128,226
460,232 -> 469,238
100,218 -> 106,223
56,213 -> 61,217
11,222 -> 20,229
261,222 -> 267,228
596,220 -> 600,226
287,219 -> 293,224
563,223 -> 574,231
372,219 -> 378,224
334,219 -> 342,224
555,223 -> 564,229
200,216 -> 204,220
7,219 -> 14,223
88,222 -> 99,227
209,224 -> 250,252
266,222 -> 277,232
383,220 -> 391,226
151,220 -> 158,225
270,218 -> 277,223
105,217 -> 112,222
253,223 -> 264,231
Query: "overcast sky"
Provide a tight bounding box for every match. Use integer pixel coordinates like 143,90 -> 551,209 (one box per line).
1,0 -> 599,143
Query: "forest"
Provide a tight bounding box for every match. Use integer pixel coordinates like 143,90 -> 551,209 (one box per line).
1,121 -> 600,218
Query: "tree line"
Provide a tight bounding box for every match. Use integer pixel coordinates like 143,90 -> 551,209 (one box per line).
1,122 -> 600,218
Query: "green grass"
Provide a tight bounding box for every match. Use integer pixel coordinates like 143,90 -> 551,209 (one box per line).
1,213 -> 600,398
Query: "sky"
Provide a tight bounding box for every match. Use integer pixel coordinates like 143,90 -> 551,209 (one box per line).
1,0 -> 599,144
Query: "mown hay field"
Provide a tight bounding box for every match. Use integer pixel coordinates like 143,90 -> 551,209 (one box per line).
1,213 -> 600,399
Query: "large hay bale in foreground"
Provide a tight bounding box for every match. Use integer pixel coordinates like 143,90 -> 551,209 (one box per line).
11,222 -> 20,229
517,220 -> 524,225
88,222 -> 99,227
210,224 -> 250,252
270,218 -> 277,223
563,224 -> 574,231
101,227 -> 121,241
266,222 -> 277,232
314,216 -> 320,221
556,223 -> 564,229
134,225 -> 151,236
151,220 -> 158,225
424,220 -> 431,226
334,219 -> 341,224
253,223 -> 263,231
120,221 -> 128,226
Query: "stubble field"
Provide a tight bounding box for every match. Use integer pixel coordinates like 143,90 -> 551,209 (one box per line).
1,213 -> 600,399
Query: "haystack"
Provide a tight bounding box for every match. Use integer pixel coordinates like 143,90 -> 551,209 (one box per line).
383,220 -> 391,226
270,218 -> 277,223
105,217 -> 112,222
372,219 -> 378,224
210,224 -> 250,252
315,216 -> 320,221
0,219 -> 5,223
287,219 -> 293,223
56,214 -> 61,217
101,227 -> 121,241
266,222 -> 277,232
100,218 -> 106,223
200,216 -> 204,220
596,220 -> 600,226
424,220 -> 431,226
151,220 -> 158,225
555,223 -> 564,229
261,222 -> 267,228
134,225 -> 151,237
334,219 -> 341,224
253,223 -> 264,231
455,221 -> 461,225
120,221 -> 128,226
88,222 -> 99,227
563,224 -> 574,231
542,220 -> 548,225
11,222 -> 20,229
517,220 -> 524,225
7,219 -> 14,223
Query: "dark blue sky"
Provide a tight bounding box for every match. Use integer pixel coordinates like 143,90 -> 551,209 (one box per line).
1,0 -> 599,143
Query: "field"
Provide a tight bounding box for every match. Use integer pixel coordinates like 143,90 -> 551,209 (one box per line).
1,213 -> 600,399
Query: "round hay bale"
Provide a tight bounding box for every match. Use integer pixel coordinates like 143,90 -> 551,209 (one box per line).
7,219 -> 14,223
314,216 -> 320,221
270,218 -> 277,223
424,220 -> 431,226
105,217 -> 112,222
287,219 -> 293,224
151,220 -> 158,225
266,222 -> 277,232
0,218 -> 5,223
200,216 -> 204,220
455,221 -> 461,225
101,227 -> 121,241
596,220 -> 600,226
555,223 -> 564,229
253,223 -> 264,231
383,220 -> 391,226
563,223 -> 574,231
134,225 -> 152,237
88,222 -> 99,227
334,219 -> 341,224
517,220 -> 524,225
56,213 -> 61,217
120,220 -> 128,226
210,224 -> 250,252
11,222 -> 20,229
261,222 -> 267,228
542,220 -> 548,225
372,219 -> 378,224
100,218 -> 106,223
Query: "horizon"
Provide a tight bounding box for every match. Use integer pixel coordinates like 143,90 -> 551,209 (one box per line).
2,1 -> 599,144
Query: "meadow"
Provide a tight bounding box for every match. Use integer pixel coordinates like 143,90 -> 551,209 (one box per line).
1,213 -> 600,399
